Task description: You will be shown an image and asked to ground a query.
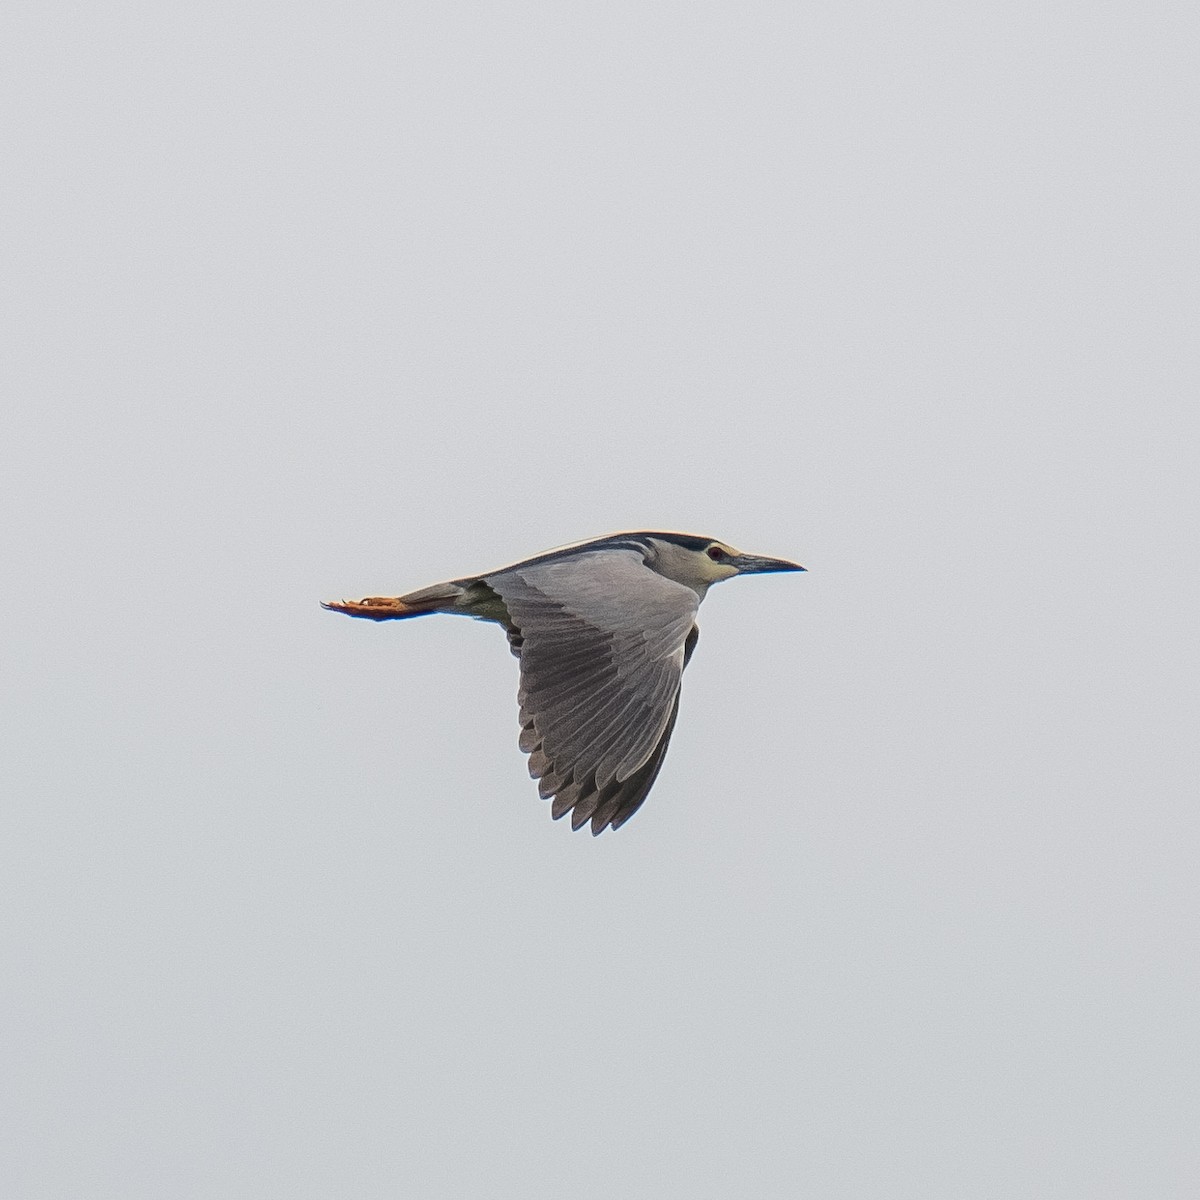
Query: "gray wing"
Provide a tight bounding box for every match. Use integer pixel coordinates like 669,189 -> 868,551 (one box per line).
485,548 -> 700,835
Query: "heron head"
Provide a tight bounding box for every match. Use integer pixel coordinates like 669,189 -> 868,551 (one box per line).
643,534 -> 806,595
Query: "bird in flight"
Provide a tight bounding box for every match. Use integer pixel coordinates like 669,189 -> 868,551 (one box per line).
324,531 -> 805,835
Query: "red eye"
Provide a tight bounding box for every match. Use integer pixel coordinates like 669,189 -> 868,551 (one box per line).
708,546 -> 725,561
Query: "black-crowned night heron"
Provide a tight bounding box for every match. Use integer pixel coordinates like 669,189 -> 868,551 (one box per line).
324,531 -> 805,835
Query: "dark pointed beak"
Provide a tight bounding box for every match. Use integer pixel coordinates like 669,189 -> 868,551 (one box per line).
731,554 -> 807,575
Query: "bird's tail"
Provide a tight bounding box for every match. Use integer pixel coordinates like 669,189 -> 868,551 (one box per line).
321,582 -> 466,621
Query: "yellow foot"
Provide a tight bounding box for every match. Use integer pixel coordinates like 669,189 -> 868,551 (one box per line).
321,595 -> 413,620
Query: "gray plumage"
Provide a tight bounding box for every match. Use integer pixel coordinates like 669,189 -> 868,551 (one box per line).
324,531 -> 804,835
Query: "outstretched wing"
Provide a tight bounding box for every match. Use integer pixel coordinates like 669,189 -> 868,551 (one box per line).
486,548 -> 700,835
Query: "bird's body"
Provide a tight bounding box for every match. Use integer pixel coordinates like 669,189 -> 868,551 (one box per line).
324,531 -> 804,834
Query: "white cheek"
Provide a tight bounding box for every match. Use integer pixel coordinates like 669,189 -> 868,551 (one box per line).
701,559 -> 738,583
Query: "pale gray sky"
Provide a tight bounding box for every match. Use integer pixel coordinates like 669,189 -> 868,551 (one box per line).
3,3 -> 1198,1197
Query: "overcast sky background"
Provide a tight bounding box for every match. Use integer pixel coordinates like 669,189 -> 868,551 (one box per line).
3,3 -> 1198,1197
